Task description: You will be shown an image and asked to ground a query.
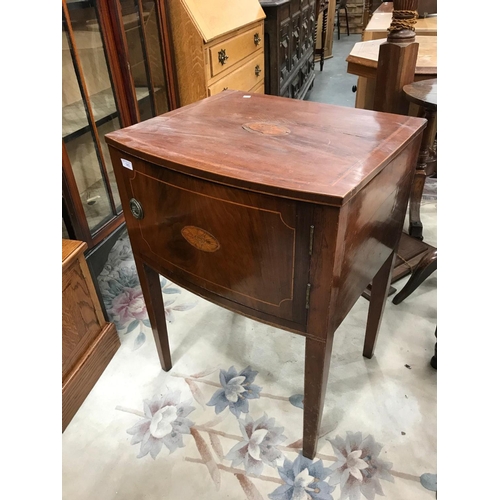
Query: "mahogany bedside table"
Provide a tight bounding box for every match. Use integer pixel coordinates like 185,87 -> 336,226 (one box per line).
105,90 -> 426,459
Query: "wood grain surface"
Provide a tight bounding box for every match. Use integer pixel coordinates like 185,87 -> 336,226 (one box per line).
106,90 -> 426,207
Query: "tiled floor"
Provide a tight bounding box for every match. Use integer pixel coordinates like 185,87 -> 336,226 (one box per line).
62,34 -> 437,500
307,34 -> 362,107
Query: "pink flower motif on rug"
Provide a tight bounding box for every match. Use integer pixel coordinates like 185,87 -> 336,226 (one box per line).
327,432 -> 394,500
225,413 -> 286,476
110,286 -> 148,324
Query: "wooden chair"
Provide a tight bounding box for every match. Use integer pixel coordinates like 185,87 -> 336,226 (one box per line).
335,0 -> 350,40
392,78 -> 437,304
371,0 -> 437,368
315,0 -> 330,71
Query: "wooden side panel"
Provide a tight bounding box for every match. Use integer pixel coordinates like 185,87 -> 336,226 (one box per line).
165,0 -> 206,106
62,239 -> 120,431
62,256 -> 103,379
329,135 -> 422,333
62,323 -> 120,431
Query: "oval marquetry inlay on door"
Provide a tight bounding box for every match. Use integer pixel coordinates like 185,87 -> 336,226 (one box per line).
181,226 -> 221,252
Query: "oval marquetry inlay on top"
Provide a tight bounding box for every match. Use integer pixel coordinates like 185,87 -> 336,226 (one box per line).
242,122 -> 291,136
181,226 -> 221,252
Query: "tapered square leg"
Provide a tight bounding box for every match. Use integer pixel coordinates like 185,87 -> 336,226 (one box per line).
136,259 -> 172,371
302,334 -> 334,459
363,251 -> 396,359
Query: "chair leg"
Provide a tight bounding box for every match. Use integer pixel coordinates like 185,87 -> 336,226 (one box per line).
320,5 -> 328,71
344,7 -> 350,36
337,9 -> 340,40
392,250 -> 437,305
430,328 -> 437,369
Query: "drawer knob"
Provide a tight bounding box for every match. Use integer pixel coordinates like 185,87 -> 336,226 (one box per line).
218,49 -> 229,65
254,33 -> 261,45
255,64 -> 262,76
129,198 -> 144,220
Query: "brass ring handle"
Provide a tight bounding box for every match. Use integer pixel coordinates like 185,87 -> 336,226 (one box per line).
129,198 -> 144,220
218,49 -> 229,65
255,65 -> 261,76
254,33 -> 261,45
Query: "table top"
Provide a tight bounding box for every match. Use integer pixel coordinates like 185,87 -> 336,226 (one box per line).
105,90 -> 426,207
374,2 -> 394,14
62,239 -> 87,267
365,9 -> 437,34
346,36 -> 437,76
403,78 -> 437,110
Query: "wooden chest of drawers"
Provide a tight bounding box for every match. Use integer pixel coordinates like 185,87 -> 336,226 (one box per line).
166,0 -> 266,106
105,90 -> 426,458
259,0 -> 316,98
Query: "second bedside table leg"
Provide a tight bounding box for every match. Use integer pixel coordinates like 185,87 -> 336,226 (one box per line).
136,260 -> 173,371
302,334 -> 334,459
363,251 -> 396,359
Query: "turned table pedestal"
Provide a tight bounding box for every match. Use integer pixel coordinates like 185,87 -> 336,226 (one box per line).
105,91 -> 425,458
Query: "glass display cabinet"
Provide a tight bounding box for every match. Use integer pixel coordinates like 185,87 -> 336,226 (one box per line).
62,0 -> 178,281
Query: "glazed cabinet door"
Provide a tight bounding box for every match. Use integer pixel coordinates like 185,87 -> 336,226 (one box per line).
109,149 -> 313,327
62,0 -> 177,251
63,0 -> 127,240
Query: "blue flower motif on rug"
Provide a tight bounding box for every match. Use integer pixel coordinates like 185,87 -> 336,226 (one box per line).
207,366 -> 262,417
225,413 -> 286,476
327,431 -> 394,500
125,390 -> 195,459
268,454 -> 334,500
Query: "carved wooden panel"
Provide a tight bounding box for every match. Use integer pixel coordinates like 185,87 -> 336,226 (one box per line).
279,19 -> 291,86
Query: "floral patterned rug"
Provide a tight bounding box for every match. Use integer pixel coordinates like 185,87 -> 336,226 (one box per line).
62,203 -> 437,500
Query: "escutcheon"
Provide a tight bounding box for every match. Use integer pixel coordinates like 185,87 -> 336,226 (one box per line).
129,198 -> 144,220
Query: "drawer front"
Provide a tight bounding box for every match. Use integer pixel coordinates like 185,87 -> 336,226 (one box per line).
250,81 -> 265,94
111,152 -> 312,326
208,51 -> 264,96
209,24 -> 264,78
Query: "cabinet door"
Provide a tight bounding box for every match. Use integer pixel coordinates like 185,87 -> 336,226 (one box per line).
118,0 -> 172,121
110,151 -> 313,327
62,0 -> 178,250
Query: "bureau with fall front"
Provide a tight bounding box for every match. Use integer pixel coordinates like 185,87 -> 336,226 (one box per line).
105,90 -> 426,458
166,0 -> 266,106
